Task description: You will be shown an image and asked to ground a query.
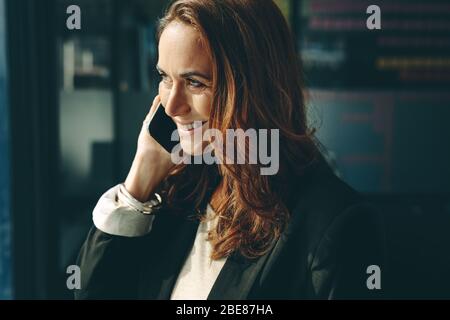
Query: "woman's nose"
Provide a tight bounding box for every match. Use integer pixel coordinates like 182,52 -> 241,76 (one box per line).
164,85 -> 191,117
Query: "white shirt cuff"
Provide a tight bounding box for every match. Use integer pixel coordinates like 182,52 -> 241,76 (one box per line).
92,184 -> 156,237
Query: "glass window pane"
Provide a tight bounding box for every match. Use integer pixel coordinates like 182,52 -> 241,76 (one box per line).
0,0 -> 12,300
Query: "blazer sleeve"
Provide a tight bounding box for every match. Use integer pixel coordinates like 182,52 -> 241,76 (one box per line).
74,184 -> 159,299
308,203 -> 387,299
74,226 -> 150,299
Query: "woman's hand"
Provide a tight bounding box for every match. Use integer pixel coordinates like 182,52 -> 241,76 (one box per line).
124,95 -> 175,202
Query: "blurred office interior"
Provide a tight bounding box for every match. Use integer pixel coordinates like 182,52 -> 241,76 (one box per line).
0,0 -> 449,299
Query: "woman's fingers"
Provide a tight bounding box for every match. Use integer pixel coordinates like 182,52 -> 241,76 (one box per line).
143,95 -> 161,124
149,95 -> 161,118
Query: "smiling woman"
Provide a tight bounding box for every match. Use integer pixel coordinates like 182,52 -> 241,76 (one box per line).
75,0 -> 386,300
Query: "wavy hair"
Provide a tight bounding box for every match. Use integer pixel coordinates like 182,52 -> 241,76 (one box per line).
156,0 -> 317,260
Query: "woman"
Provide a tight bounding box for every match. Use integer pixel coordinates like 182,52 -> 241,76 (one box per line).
76,0 -> 385,299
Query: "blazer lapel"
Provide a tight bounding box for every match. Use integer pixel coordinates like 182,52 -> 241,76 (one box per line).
207,245 -> 272,300
149,212 -> 201,299
149,210 -> 273,300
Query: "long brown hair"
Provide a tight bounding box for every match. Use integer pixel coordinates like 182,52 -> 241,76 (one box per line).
156,0 -> 317,260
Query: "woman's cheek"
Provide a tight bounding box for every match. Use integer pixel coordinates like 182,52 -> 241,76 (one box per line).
194,95 -> 212,118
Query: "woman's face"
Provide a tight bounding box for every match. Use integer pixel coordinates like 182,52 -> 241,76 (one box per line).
157,21 -> 213,155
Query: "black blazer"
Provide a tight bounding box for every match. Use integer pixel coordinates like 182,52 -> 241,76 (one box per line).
75,156 -> 386,299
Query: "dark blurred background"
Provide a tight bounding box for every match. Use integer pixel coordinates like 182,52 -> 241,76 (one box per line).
0,0 -> 449,299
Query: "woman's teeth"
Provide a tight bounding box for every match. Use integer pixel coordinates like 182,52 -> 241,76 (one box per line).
179,121 -> 206,131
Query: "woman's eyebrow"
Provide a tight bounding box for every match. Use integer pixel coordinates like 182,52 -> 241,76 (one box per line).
156,65 -> 211,81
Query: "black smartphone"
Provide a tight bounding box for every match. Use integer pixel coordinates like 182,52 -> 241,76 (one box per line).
147,103 -> 179,153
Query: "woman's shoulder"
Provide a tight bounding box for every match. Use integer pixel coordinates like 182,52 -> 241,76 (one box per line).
291,152 -> 362,210
287,153 -> 381,248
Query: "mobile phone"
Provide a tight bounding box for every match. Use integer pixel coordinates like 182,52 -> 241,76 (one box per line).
147,103 -> 179,153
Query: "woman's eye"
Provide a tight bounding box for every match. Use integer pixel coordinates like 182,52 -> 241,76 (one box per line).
159,73 -> 171,83
187,78 -> 205,88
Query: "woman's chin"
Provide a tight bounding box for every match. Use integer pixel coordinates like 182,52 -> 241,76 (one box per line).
180,139 -> 204,156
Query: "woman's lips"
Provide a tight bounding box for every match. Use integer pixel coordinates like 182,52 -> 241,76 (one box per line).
177,120 -> 208,135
